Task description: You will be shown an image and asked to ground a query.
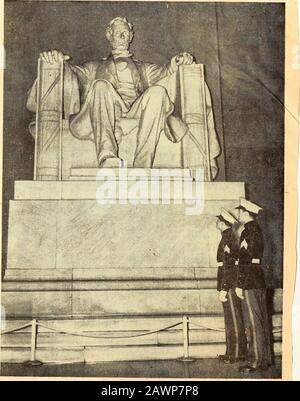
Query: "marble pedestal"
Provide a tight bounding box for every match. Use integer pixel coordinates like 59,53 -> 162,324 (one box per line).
1,169 -> 282,362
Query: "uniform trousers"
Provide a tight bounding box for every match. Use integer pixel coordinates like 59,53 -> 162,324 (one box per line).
222,289 -> 248,359
241,288 -> 273,368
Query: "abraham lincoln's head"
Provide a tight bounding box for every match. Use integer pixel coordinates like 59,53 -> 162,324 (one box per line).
106,17 -> 134,51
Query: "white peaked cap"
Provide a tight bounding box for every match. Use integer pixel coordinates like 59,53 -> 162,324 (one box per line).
218,208 -> 238,225
239,198 -> 263,214
221,208 -> 238,225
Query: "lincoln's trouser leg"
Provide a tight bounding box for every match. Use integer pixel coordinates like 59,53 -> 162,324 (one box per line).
90,80 -> 124,165
242,289 -> 272,369
128,86 -> 173,168
71,80 -> 126,166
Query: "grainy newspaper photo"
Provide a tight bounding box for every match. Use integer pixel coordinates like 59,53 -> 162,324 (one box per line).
0,0 -> 298,381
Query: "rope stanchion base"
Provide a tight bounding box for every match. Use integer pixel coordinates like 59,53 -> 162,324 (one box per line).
177,357 -> 196,363
24,360 -> 43,367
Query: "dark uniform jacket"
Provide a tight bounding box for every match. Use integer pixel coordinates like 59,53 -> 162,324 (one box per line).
237,220 -> 266,290
217,228 -> 239,292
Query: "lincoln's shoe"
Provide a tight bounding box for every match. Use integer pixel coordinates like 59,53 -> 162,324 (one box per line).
100,157 -> 123,168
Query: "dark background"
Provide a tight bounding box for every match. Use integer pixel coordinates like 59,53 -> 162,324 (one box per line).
3,1 -> 285,286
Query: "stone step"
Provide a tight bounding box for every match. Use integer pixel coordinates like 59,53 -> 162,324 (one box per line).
1,315 -> 282,363
1,328 -> 282,348
2,330 -> 282,349
1,330 -> 226,347
3,267 -> 219,281
2,280 -> 217,291
70,167 -> 195,180
2,288 -> 283,318
14,181 -> 245,201
2,314 -> 282,333
0,343 -> 282,364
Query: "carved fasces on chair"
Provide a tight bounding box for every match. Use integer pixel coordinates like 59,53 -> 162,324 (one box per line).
179,64 -> 220,181
33,59 -> 63,180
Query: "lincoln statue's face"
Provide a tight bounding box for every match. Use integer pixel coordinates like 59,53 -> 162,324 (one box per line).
108,21 -> 133,50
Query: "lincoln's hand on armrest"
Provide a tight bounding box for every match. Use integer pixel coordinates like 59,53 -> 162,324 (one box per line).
39,50 -> 71,64
170,52 -> 194,72
27,49 -> 80,117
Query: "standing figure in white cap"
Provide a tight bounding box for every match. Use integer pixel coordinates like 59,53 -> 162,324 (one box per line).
216,209 -> 248,364
235,198 -> 273,373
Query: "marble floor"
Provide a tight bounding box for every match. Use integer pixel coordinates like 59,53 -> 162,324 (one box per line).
1,357 -> 282,380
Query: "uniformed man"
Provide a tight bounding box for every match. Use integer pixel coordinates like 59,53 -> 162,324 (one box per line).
216,208 -> 248,364
235,198 -> 273,373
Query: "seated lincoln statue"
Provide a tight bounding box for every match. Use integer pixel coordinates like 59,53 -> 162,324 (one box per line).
27,17 -> 220,179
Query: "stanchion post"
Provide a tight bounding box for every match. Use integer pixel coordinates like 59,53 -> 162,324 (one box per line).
183,315 -> 189,359
178,315 -> 195,362
24,319 -> 43,366
31,319 -> 37,361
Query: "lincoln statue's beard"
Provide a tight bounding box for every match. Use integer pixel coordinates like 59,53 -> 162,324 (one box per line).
111,39 -> 131,51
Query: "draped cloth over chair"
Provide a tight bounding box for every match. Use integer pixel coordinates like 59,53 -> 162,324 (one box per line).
27,59 -> 221,181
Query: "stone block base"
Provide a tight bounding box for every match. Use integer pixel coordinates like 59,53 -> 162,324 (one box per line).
2,175 -> 282,363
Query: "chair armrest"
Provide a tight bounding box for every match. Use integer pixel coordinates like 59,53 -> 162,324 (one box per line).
26,60 -> 80,118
